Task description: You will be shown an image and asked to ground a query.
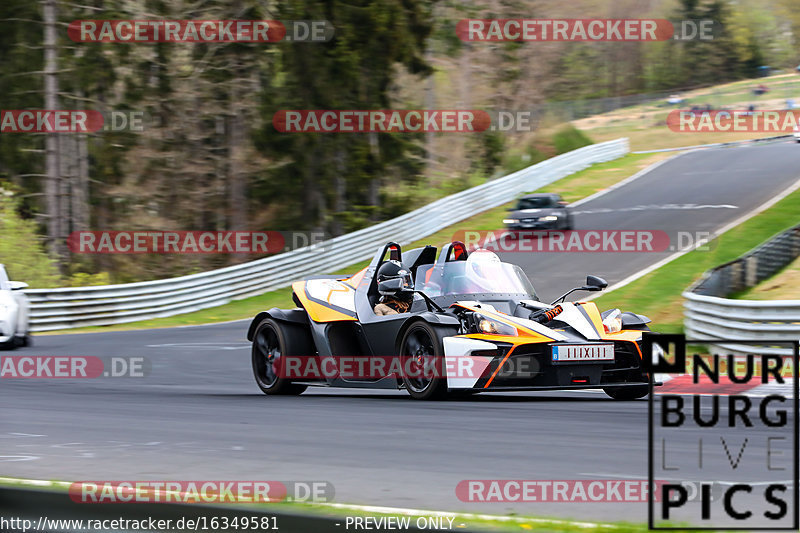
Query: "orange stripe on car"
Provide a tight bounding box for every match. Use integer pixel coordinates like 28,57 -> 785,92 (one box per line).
343,268 -> 366,289
483,346 -> 516,388
326,284 -> 351,304
577,301 -> 605,336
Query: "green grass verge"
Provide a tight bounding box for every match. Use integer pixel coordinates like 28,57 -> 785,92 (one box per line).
734,254 -> 800,300
45,152 -> 668,335
592,183 -> 800,332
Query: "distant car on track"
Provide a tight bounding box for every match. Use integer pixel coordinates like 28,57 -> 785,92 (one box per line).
503,193 -> 573,231
0,264 -> 31,349
247,241 -> 657,400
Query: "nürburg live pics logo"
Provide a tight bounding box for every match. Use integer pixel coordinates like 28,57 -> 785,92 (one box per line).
644,333 -> 798,530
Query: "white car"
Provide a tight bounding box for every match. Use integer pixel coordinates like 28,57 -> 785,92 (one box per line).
794,121 -> 800,143
0,264 -> 31,349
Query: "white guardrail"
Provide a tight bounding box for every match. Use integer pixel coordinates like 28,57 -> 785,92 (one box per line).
683,224 -> 800,356
26,138 -> 629,331
684,296 -> 800,356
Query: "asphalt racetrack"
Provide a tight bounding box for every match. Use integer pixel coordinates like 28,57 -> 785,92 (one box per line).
502,139 -> 800,302
2,140 -> 799,524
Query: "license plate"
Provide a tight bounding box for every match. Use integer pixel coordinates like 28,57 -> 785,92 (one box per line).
552,344 -> 614,362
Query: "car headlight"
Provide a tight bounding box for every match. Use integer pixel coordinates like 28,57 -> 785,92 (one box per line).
503,219 -> 519,224
478,317 -> 517,336
467,313 -> 518,336
540,215 -> 558,221
602,308 -> 622,333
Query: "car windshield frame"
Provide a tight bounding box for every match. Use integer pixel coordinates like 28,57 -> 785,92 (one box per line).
415,259 -> 537,300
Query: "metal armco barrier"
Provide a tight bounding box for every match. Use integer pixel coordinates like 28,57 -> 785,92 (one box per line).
26,138 -> 629,331
684,223 -> 800,356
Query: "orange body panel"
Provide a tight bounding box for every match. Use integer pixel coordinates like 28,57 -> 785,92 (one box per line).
292,281 -> 357,322
343,268 -> 367,289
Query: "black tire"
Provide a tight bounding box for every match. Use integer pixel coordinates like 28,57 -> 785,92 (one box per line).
399,321 -> 454,400
603,384 -> 650,400
251,318 -> 310,396
14,334 -> 30,348
603,327 -> 651,400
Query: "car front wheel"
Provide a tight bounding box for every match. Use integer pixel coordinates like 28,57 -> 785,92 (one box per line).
399,321 -> 455,400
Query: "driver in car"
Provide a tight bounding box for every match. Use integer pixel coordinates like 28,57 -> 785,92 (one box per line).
374,260 -> 414,315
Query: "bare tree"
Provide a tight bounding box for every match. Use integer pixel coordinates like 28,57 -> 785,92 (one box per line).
43,0 -> 63,266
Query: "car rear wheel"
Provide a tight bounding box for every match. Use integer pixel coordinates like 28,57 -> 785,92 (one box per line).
252,318 -> 309,396
603,384 -> 649,400
399,322 -> 454,400
14,334 -> 30,348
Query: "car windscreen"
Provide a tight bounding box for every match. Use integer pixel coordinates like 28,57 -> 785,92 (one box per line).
415,259 -> 537,299
516,197 -> 556,209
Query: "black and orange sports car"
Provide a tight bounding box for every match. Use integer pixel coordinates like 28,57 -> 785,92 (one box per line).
247,241 -> 656,400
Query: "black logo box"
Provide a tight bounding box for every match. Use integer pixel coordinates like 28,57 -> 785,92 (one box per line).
643,333 -> 799,531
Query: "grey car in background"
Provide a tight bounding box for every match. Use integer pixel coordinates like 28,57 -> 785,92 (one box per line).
503,193 -> 573,231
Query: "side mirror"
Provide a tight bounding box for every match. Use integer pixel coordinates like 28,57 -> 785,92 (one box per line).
550,275 -> 608,304
582,275 -> 607,291
9,281 -> 28,290
378,278 -> 404,295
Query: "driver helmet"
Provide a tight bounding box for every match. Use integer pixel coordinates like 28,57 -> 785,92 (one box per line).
466,250 -> 502,279
377,260 -> 413,295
